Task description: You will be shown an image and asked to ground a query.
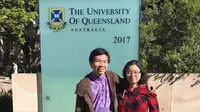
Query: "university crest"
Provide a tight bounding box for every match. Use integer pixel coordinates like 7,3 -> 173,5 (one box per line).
47,8 -> 67,32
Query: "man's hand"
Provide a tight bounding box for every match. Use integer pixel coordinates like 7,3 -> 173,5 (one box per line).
146,80 -> 155,92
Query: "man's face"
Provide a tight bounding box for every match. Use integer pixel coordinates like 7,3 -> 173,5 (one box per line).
90,54 -> 109,77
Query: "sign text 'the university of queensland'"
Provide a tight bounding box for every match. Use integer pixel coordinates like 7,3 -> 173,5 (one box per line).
67,8 -> 132,32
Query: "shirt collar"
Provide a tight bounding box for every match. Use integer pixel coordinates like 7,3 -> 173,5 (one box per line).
90,73 -> 106,81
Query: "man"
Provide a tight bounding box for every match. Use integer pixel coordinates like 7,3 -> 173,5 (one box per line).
75,48 -> 153,112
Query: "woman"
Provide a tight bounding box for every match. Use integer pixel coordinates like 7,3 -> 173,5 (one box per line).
118,60 -> 159,112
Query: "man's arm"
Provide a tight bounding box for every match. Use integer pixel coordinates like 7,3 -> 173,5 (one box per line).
75,95 -> 85,112
114,73 -> 124,94
144,75 -> 156,92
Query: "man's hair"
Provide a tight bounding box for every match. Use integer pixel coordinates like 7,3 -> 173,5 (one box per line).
89,48 -> 110,63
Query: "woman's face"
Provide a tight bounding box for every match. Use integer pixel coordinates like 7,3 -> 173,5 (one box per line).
126,64 -> 141,85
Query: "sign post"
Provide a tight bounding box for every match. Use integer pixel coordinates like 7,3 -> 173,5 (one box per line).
39,0 -> 140,111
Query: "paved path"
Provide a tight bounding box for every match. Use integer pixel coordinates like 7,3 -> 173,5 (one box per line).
0,76 -> 12,91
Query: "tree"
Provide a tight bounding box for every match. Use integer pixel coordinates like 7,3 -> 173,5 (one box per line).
0,0 -> 39,75
140,0 -> 200,73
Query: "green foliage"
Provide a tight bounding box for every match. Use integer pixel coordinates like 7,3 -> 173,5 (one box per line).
0,0 -> 200,74
0,0 -> 37,44
0,0 -> 39,75
140,0 -> 200,73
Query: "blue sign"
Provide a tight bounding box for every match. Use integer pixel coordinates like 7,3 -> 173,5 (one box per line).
39,0 -> 140,111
